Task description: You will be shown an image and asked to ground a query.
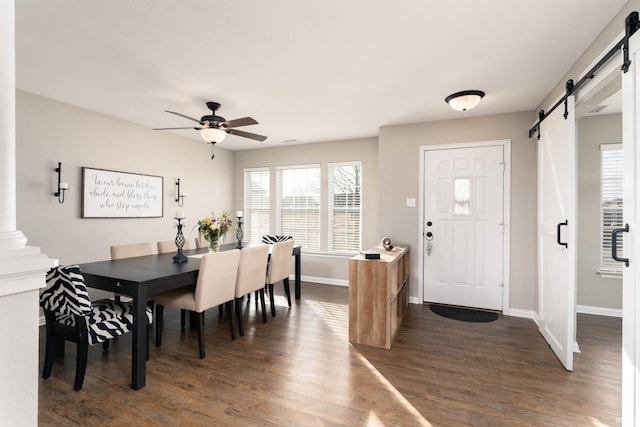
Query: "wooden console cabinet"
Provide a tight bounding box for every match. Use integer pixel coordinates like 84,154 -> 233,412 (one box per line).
349,244 -> 409,349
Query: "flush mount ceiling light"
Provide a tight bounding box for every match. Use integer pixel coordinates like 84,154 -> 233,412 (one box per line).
445,90 -> 485,111
199,127 -> 227,143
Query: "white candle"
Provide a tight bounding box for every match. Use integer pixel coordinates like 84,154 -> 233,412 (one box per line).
236,210 -> 243,218
175,210 -> 184,219
59,182 -> 69,190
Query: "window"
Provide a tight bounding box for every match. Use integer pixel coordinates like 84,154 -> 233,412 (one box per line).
600,143 -> 623,273
328,162 -> 362,253
276,165 -> 321,251
243,168 -> 270,243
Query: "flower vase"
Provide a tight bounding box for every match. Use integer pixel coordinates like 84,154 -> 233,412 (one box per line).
208,241 -> 218,253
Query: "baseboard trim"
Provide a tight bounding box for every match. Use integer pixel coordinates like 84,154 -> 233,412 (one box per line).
576,304 -> 622,318
507,308 -> 539,325
292,275 -> 348,287
409,296 -> 420,305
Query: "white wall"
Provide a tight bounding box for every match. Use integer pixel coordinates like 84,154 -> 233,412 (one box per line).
577,114 -> 623,310
16,90 -> 236,265
378,112 -> 538,311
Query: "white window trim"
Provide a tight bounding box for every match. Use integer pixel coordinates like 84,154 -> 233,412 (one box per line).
599,143 -> 623,274
243,167 -> 270,244
328,161 -> 362,254
275,164 -> 321,251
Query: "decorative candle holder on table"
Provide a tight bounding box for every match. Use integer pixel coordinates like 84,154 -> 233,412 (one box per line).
173,211 -> 188,263
235,211 -> 244,249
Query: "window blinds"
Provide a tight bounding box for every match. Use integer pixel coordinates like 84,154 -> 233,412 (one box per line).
600,144 -> 623,272
276,165 -> 320,251
243,168 -> 270,243
328,162 -> 362,253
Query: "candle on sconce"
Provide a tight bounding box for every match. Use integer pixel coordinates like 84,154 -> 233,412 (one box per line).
175,210 -> 185,219
59,183 -> 69,190
236,211 -> 243,218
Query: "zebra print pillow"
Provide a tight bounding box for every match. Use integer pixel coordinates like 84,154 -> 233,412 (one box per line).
261,235 -> 293,244
41,265 -> 92,317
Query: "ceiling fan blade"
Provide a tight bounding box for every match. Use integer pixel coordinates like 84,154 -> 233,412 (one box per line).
153,126 -> 201,130
226,128 -> 267,141
221,117 -> 258,128
165,110 -> 204,125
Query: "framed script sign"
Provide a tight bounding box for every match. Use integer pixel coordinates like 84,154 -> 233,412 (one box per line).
82,167 -> 163,218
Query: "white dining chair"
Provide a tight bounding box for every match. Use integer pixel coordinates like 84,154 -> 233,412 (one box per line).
266,239 -> 294,317
195,236 -> 208,249
110,242 -> 156,259
157,238 -> 193,254
234,244 -> 270,336
154,250 -> 240,359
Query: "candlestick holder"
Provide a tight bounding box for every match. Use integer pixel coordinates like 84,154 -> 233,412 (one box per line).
236,216 -> 244,249
173,217 -> 188,263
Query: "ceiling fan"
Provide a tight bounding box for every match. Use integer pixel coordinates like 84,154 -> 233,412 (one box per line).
153,101 -> 267,158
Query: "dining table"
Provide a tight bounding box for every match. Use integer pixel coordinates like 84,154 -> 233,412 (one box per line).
78,242 -> 302,390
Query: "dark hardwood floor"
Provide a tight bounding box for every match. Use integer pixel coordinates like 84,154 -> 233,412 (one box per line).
38,283 -> 621,426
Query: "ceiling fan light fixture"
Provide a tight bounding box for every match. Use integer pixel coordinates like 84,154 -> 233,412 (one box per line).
445,90 -> 485,111
200,127 -> 227,143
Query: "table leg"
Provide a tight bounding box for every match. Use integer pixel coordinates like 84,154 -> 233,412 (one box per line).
294,252 -> 301,300
131,288 -> 147,390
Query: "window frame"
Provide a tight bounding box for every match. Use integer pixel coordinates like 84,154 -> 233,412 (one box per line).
275,164 -> 321,252
599,143 -> 624,276
328,161 -> 362,254
243,167 -> 271,244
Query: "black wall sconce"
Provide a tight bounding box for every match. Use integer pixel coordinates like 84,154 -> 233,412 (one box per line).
175,178 -> 186,207
54,162 -> 69,204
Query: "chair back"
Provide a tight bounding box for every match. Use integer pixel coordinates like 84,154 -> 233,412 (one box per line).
261,234 -> 293,244
266,239 -> 294,284
195,249 -> 240,312
41,265 -> 92,318
235,244 -> 270,298
157,238 -> 193,254
110,242 -> 156,260
195,236 -> 208,249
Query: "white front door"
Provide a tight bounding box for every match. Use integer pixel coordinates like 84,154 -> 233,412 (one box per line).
422,144 -> 505,311
622,29 -> 640,427
537,96 -> 577,372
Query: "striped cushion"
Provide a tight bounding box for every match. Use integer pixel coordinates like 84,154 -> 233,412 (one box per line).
41,265 -> 92,317
261,235 -> 293,244
41,265 -> 153,346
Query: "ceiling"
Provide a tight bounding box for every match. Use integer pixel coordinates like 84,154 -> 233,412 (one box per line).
15,0 -> 628,150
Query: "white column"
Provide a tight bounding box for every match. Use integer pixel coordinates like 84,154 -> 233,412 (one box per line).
0,1 -> 52,425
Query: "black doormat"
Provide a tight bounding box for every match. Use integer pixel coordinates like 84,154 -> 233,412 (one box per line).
429,304 -> 499,322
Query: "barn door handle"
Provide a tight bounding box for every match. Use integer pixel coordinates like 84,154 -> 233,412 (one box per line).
556,220 -> 568,248
612,224 -> 630,267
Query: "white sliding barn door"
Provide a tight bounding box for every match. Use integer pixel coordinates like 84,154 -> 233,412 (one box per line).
537,96 -> 577,371
622,30 -> 640,427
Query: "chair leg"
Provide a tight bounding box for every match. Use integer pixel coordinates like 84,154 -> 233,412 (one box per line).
155,304 -> 164,348
283,278 -> 292,307
180,309 -> 186,329
54,336 -> 65,357
269,283 -> 276,317
42,334 -> 56,379
196,312 -> 205,359
146,324 -> 150,361
102,341 -> 110,352
228,300 -> 237,340
236,298 -> 244,337
74,342 -> 88,391
254,290 -> 259,307
259,289 -> 267,323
